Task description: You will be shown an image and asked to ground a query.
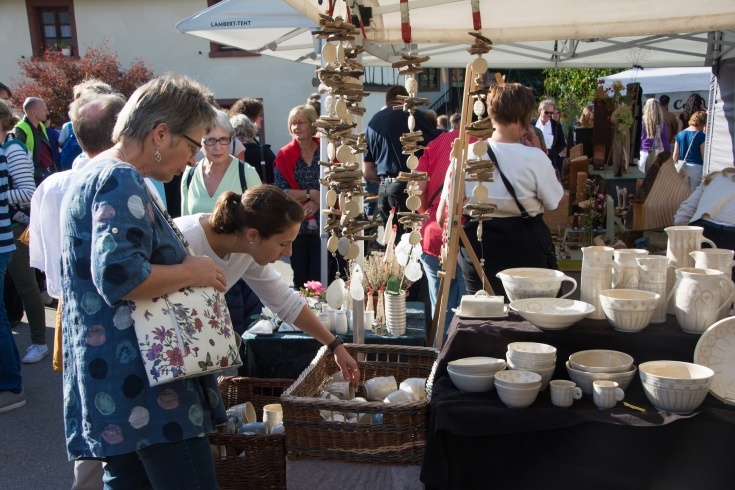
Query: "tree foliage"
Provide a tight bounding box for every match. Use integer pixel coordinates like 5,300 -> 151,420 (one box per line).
11,40 -> 153,124
542,68 -> 621,129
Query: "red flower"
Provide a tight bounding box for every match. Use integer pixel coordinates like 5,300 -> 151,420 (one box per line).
166,348 -> 184,366
194,317 -> 203,332
219,357 -> 229,368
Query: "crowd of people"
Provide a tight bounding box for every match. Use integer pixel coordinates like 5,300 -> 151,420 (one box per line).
0,71 -> 732,490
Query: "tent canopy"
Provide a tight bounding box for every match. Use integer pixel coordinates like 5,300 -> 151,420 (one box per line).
603,67 -> 712,95
177,0 -> 735,68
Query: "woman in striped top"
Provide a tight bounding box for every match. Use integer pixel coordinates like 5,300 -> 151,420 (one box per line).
0,101 -> 47,364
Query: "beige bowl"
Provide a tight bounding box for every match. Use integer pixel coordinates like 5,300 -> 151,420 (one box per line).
639,361 -> 714,413
510,298 -> 595,330
569,350 -> 634,373
507,342 -> 557,361
599,289 -> 660,332
496,268 -> 577,302
495,383 -> 541,408
494,369 -> 542,388
565,361 -> 637,395
507,363 -> 555,391
447,369 -> 497,393
506,353 -> 556,370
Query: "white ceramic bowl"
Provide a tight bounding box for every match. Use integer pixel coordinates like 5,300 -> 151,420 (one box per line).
448,357 -> 506,375
506,353 -> 556,370
507,364 -> 555,391
507,342 -> 557,362
638,361 -> 714,413
599,289 -> 660,332
447,369 -> 496,393
495,383 -> 541,408
496,268 -> 577,302
509,298 -> 595,330
569,350 -> 634,374
494,369 -> 542,388
565,361 -> 637,395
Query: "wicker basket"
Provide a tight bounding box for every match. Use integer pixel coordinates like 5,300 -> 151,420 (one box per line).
281,344 -> 439,465
209,377 -> 293,490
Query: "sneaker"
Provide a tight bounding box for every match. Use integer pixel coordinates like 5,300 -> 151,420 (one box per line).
22,344 -> 49,364
0,388 -> 26,413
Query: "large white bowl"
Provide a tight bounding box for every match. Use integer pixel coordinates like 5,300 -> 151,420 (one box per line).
448,357 -> 506,375
447,369 -> 496,393
510,298 -> 595,330
639,361 -> 714,413
495,383 -> 541,408
496,268 -> 577,302
599,289 -> 660,332
565,361 -> 637,395
507,342 -> 557,361
569,350 -> 634,374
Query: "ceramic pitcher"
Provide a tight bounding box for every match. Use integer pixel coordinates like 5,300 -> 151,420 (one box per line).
636,255 -> 669,324
613,249 -> 649,289
664,226 -> 717,314
666,268 -> 735,334
581,246 -> 623,320
690,249 -> 735,319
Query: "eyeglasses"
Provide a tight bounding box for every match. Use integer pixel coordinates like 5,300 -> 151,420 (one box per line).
291,120 -> 309,127
203,136 -> 232,147
543,111 -> 555,116
180,134 -> 202,156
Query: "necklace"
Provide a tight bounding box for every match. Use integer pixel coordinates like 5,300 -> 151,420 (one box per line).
115,146 -> 128,163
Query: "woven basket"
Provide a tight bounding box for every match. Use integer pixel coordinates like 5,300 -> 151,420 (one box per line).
209,377 -> 293,490
281,344 -> 439,465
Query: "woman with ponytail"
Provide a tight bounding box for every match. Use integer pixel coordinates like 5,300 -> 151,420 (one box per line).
173,184 -> 360,384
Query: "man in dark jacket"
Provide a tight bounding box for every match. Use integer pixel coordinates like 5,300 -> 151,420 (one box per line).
534,99 -> 566,170
12,97 -> 56,183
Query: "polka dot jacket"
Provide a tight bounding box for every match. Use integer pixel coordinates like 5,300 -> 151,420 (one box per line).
60,159 -> 226,459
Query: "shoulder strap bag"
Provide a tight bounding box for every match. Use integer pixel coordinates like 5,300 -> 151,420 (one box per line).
126,167 -> 242,386
674,132 -> 697,174
487,147 -> 560,270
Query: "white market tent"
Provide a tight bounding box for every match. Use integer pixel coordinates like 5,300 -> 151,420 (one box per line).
177,0 -> 735,68
603,67 -> 712,95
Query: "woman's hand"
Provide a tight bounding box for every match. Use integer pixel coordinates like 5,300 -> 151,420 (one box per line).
521,128 -> 542,150
182,255 -> 228,292
333,345 -> 360,387
304,199 -> 320,218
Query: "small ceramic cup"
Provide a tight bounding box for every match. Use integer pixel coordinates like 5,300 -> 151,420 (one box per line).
263,403 -> 283,434
593,380 -> 624,410
227,402 -> 256,424
324,381 -> 355,400
400,378 -> 427,400
364,376 -> 398,401
549,380 -> 582,408
383,389 -> 415,404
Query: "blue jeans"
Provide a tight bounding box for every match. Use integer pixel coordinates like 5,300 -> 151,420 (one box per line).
420,253 -> 466,344
103,436 -> 218,489
0,251 -> 21,392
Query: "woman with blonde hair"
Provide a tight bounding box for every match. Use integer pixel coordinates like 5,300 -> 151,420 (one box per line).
672,110 -> 707,191
640,98 -> 671,173
273,105 -> 321,288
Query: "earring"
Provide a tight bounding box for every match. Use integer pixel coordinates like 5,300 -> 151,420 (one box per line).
154,148 -> 162,165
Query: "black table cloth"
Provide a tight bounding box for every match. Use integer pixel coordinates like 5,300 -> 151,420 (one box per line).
239,302 -> 426,379
421,313 -> 735,490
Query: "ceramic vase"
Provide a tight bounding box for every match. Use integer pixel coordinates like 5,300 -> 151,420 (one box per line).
613,249 -> 649,289
667,268 -> 735,334
636,256 -> 669,324
384,291 -> 407,335
581,246 -> 623,319
664,226 -> 717,314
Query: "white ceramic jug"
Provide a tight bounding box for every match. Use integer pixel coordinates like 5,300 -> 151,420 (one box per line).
636,256 -> 669,324
666,268 -> 735,334
690,249 -> 735,319
613,249 -> 649,289
581,246 -> 623,320
664,226 -> 717,314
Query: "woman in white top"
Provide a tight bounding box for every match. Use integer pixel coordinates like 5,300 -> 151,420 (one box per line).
174,184 -> 360,385
180,109 -> 261,215
452,83 -> 563,299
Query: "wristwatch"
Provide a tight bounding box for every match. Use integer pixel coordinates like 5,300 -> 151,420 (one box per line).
327,336 -> 344,352
306,188 -> 311,201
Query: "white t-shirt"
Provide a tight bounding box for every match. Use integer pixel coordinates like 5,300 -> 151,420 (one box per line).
174,214 -> 306,324
535,118 -> 554,151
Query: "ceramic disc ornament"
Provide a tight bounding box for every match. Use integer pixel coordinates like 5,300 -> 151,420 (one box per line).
408,230 -> 421,245
408,114 -> 415,132
322,42 -> 337,63
405,260 -> 423,282
327,235 -> 339,253
337,237 -> 351,256
326,278 -> 346,309
472,56 -> 488,74
327,142 -> 336,161
324,95 -> 335,115
473,100 -> 485,116
472,140 -> 488,156
337,42 -> 345,63
336,144 -> 352,163
349,264 -> 364,301
405,77 -> 418,94
406,155 -> 419,170
343,200 -> 360,217
336,98 -> 349,119
473,184 -> 489,201
406,195 -> 421,211
347,242 -> 360,260
326,189 -> 338,207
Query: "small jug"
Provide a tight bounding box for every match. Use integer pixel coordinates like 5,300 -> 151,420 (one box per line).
334,310 -> 348,335
664,226 -> 717,314
666,268 -> 735,334
636,256 -> 669,324
613,249 -> 649,289
690,249 -> 735,319
581,246 -> 623,320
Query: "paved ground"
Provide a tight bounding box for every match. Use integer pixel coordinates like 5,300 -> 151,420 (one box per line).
0,307 -> 72,490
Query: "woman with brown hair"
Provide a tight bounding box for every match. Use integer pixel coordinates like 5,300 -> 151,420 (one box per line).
273,105 -> 321,288
672,110 -> 707,191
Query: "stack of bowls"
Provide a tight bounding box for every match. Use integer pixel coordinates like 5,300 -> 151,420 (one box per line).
494,370 -> 542,408
506,342 -> 557,391
447,357 -> 507,393
639,361 -> 714,413
566,350 -> 636,395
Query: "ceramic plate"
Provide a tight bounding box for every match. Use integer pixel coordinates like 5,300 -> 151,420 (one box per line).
693,317 -> 735,405
452,306 -> 509,320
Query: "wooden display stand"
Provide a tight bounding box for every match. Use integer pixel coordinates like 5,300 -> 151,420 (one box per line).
429,63 -> 493,349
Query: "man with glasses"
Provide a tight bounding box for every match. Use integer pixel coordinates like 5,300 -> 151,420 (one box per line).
534,99 -> 566,172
